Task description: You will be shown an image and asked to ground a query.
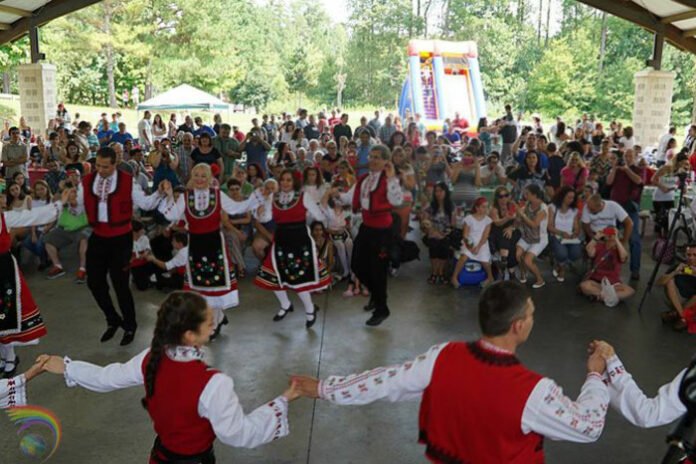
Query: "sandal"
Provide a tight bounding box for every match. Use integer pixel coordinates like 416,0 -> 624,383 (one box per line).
428,274 -> 437,284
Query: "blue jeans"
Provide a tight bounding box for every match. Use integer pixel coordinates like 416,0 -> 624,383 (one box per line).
625,209 -> 641,274
549,235 -> 582,266
22,231 -> 47,263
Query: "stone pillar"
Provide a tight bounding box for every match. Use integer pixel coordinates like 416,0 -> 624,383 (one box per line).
632,68 -> 674,148
18,63 -> 57,137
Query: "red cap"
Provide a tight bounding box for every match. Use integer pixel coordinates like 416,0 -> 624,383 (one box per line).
603,227 -> 617,236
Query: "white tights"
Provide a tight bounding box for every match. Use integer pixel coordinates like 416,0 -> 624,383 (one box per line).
334,237 -> 353,277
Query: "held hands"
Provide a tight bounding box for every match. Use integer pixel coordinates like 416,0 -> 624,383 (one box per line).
288,375 -> 321,399
38,355 -> 67,375
586,340 -> 616,374
24,355 -> 51,382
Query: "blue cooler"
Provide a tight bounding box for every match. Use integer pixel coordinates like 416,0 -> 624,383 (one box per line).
458,260 -> 487,286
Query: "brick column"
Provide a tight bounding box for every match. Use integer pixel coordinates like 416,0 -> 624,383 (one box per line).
18,63 -> 57,138
632,68 -> 674,148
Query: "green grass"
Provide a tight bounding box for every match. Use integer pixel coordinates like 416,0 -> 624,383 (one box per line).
0,95 -> 396,134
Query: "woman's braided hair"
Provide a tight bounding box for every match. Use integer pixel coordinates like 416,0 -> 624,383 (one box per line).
141,291 -> 208,409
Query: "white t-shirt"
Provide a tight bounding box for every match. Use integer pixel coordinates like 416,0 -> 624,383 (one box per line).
549,204 -> 577,235
138,118 -> 152,145
463,214 -> 492,245
133,234 -> 151,258
165,246 -> 189,271
480,164 -> 506,185
581,200 -> 628,232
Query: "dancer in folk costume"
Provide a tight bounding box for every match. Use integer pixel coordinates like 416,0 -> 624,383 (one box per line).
338,145 -> 403,326
0,192 -> 68,377
291,282 -> 611,463
41,292 -> 301,463
254,169 -> 331,329
159,163 -> 266,334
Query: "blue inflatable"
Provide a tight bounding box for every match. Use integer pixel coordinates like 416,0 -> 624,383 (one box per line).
457,260 -> 487,286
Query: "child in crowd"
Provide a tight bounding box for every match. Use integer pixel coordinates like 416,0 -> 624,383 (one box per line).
322,189 -> 352,281
130,220 -> 154,291
451,197 -> 493,288
146,231 -> 188,291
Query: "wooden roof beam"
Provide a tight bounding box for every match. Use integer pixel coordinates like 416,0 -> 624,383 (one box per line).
662,10 -> 696,24
0,4 -> 32,17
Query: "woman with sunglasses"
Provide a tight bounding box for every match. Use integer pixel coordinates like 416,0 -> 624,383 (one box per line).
489,186 -> 521,281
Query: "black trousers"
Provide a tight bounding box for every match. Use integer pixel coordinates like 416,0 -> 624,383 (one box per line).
352,224 -> 392,316
131,263 -> 157,291
86,232 -> 137,331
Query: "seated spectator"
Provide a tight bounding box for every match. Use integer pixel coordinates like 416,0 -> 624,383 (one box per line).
146,231 -> 188,291
97,119 -> 114,147
150,147 -> 180,191
128,160 -> 150,192
508,150 -> 550,201
63,141 -> 84,174
311,220 -> 334,272
515,184 -> 548,288
479,152 -> 507,186
421,182 -> 455,285
444,124 -> 461,144
6,181 -> 31,212
489,185 -> 521,280
129,220 -> 154,291
579,227 -> 635,304
111,122 -> 133,146
560,152 -> 588,192
581,194 -> 632,252
44,187 -> 89,282
658,243 -> 696,332
544,142 -> 563,197
43,159 -> 67,194
450,150 -> 481,210
548,186 -> 582,283
222,179 -> 252,278
22,180 -> 52,269
652,153 -> 689,238
451,197 -> 494,288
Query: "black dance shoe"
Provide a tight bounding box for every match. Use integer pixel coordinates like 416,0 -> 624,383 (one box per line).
366,311 -> 390,327
100,325 -> 120,343
120,331 -> 136,346
306,305 -> 320,329
273,305 -> 294,322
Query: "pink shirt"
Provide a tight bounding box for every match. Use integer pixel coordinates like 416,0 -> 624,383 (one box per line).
560,166 -> 588,189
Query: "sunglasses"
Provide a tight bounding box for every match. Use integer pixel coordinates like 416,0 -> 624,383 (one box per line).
497,193 -> 510,198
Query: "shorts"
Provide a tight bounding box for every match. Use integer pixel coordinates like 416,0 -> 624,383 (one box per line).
44,227 -> 91,249
517,238 -> 548,257
675,274 -> 696,299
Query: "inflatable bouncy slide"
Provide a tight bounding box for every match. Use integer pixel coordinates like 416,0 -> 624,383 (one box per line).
398,40 -> 486,130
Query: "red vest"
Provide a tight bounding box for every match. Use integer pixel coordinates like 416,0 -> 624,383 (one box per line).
184,189 -> 221,235
352,172 -> 393,229
273,191 -> 307,224
83,170 -> 133,237
0,213 -> 11,254
142,353 -> 219,456
418,342 -> 544,464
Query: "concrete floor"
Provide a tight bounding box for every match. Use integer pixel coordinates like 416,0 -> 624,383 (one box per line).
0,244 -> 693,464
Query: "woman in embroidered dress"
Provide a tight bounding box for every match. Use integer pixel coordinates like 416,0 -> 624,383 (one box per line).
41,291 -> 300,463
159,164 -> 265,336
0,192 -> 68,378
254,169 -> 331,329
